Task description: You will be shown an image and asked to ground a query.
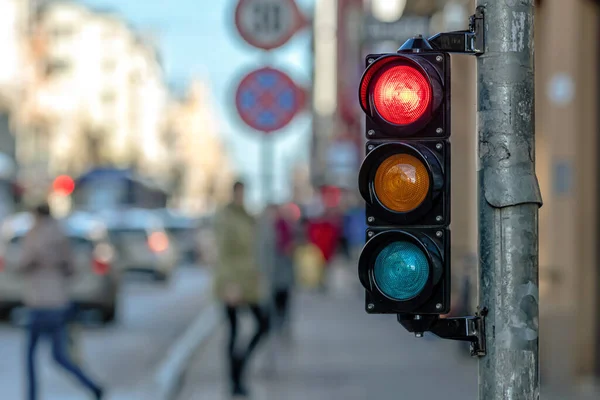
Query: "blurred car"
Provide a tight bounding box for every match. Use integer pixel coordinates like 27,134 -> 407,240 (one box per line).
0,211 -> 120,323
196,214 -> 216,266
154,209 -> 201,265
100,208 -> 177,282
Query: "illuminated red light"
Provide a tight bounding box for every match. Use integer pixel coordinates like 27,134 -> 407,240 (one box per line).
372,65 -> 432,125
53,175 -> 75,196
148,232 -> 169,253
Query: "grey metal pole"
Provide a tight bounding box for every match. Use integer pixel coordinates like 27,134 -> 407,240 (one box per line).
262,137 -> 273,205
476,1 -> 543,399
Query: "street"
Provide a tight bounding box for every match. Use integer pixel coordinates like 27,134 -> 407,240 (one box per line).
0,267 -> 210,399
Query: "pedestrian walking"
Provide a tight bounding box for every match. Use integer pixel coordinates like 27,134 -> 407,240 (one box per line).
214,181 -> 269,398
306,209 -> 341,291
17,203 -> 104,400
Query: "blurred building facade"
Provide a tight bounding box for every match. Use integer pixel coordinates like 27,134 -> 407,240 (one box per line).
535,0 -> 600,386
168,81 -> 235,215
0,0 -> 31,159
16,1 -> 169,184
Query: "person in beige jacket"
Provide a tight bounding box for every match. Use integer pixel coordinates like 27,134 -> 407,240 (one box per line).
18,203 -> 104,400
213,181 -> 269,398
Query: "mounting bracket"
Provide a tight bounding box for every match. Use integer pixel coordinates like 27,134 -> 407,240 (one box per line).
397,308 -> 487,357
427,6 -> 485,55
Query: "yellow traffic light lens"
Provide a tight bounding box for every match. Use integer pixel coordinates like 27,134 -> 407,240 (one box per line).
374,154 -> 430,212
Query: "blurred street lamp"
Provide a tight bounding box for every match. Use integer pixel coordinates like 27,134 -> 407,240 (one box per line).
371,0 -> 407,23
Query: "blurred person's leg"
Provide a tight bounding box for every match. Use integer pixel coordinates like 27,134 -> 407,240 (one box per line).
225,305 -> 243,394
245,304 -> 269,358
26,321 -> 42,400
273,289 -> 290,333
49,319 -> 103,398
235,304 -> 269,393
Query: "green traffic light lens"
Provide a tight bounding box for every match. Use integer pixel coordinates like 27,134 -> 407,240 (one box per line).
374,241 -> 429,301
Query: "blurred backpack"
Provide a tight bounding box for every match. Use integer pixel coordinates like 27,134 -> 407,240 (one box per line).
294,243 -> 326,289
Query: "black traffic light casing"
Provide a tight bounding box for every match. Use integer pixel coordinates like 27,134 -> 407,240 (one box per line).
358,50 -> 452,316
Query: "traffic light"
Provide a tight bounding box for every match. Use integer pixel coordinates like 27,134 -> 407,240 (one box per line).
358,40 -> 451,317
52,175 -> 75,196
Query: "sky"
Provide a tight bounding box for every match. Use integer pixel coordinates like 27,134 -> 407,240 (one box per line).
81,0 -> 315,210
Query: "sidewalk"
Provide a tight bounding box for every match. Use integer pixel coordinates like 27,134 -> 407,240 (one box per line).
177,265 -> 478,400
175,264 -> 598,400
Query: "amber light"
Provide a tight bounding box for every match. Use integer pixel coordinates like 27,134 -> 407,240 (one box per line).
374,153 -> 430,212
372,65 -> 432,125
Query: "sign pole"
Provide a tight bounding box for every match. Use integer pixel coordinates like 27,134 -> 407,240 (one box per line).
476,1 -> 542,399
262,137 -> 273,205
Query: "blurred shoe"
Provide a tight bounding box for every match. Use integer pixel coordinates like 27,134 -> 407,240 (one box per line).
233,385 -> 249,398
94,387 -> 105,400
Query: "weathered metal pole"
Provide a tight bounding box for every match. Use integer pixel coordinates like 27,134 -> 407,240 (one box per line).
476,1 -> 543,399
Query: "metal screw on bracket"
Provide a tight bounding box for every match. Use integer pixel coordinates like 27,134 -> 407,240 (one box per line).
436,231 -> 443,238
415,332 -> 424,338
436,127 -> 443,134
368,58 -> 375,64
367,145 -> 374,151
436,143 -> 443,150
367,231 -> 374,237
436,216 -> 443,222
367,303 -> 375,311
436,55 -> 443,62
368,129 -> 375,136
436,303 -> 443,310
367,216 -> 374,223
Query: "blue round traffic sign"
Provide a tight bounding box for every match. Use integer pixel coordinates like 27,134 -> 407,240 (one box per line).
235,67 -> 305,134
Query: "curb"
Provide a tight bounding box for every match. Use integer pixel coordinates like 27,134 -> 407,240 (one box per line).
152,301 -> 221,400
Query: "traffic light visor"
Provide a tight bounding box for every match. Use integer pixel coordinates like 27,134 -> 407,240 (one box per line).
374,241 -> 429,301
372,65 -> 432,125
374,153 -> 430,212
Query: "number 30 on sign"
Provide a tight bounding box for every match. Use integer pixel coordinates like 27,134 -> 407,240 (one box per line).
235,0 -> 308,51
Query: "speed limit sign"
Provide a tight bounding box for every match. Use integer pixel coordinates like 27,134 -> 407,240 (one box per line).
235,0 -> 308,51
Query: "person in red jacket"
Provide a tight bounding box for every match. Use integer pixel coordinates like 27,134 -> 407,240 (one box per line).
306,209 -> 341,290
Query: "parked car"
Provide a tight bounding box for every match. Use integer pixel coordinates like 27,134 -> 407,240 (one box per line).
154,209 -> 201,265
100,208 -> 177,282
0,211 -> 120,323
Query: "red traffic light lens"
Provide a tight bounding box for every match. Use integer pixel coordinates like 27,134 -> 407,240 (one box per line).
372,65 -> 432,126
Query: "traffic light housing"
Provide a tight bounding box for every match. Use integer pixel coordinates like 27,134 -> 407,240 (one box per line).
358,47 -> 451,317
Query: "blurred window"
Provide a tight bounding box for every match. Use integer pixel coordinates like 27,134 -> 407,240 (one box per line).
51,25 -> 75,39
45,59 -> 71,76
103,59 -> 117,73
101,91 -> 116,104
